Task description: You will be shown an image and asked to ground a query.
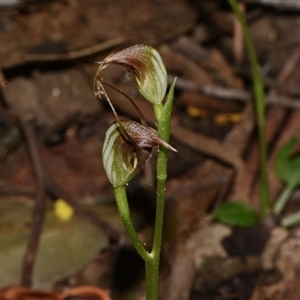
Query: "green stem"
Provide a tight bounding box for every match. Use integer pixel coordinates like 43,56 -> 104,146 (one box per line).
281,210 -> 300,228
114,80 -> 176,300
145,80 -> 176,299
145,149 -> 168,299
114,185 -> 150,261
145,256 -> 157,299
273,184 -> 295,215
227,0 -> 269,218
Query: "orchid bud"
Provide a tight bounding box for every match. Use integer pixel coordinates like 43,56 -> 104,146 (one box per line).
102,120 -> 176,187
98,44 -> 167,105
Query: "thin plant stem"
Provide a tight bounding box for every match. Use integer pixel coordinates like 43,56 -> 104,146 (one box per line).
145,80 -> 176,299
273,183 -> 295,215
145,259 -> 157,299
114,79 -> 176,300
145,142 -> 168,299
281,210 -> 300,228
227,0 -> 270,218
114,186 -> 158,298
114,185 -> 150,261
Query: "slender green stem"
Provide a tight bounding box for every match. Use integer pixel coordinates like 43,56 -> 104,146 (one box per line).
227,0 -> 269,217
153,104 -> 163,122
281,210 -> 300,228
273,183 -> 295,215
145,255 -> 157,299
144,80 -> 176,299
114,80 -> 176,300
145,149 -> 168,299
114,185 -> 150,261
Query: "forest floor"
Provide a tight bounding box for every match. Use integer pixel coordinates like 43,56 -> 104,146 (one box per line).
1,1 -> 300,299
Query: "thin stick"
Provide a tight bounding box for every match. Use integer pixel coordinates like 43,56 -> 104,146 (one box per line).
169,75 -> 300,110
20,116 -> 47,287
233,2 -> 246,64
20,116 -> 121,288
24,36 -> 125,63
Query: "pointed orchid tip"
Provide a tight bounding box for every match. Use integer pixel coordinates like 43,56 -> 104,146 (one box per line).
172,146 -> 178,153
162,141 -> 178,153
169,145 -> 178,153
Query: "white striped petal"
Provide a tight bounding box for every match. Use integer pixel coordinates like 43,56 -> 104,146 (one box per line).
99,44 -> 167,105
102,122 -> 150,187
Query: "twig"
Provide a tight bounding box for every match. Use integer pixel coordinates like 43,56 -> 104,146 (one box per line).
19,115 -> 121,287
24,36 -> 125,63
242,0 -> 300,10
20,116 -> 47,287
171,116 -> 245,173
0,112 -> 120,241
167,174 -> 229,202
233,2 -> 246,64
263,76 -> 300,98
169,75 -> 300,110
0,180 -> 35,197
168,75 -> 250,101
266,95 -> 300,109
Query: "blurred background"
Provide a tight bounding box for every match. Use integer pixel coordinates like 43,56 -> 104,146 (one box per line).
1,0 -> 300,299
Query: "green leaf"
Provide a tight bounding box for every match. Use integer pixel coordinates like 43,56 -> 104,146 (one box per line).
273,137 -> 300,215
274,137 -> 300,187
214,201 -> 259,227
